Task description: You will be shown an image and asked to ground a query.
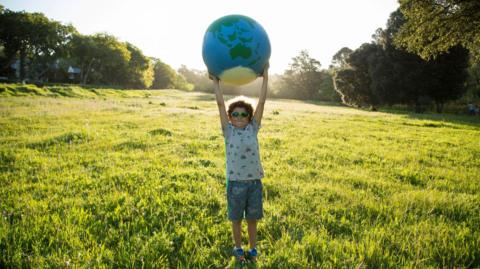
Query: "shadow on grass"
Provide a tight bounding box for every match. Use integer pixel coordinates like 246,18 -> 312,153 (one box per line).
303,98 -> 480,129
47,87 -> 86,98
27,132 -> 90,150
301,99 -> 348,108
113,141 -> 148,151
2,84 -> 46,96
191,92 -> 216,102
379,108 -> 480,129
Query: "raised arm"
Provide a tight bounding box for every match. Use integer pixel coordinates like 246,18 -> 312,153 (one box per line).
253,63 -> 269,126
211,75 -> 229,134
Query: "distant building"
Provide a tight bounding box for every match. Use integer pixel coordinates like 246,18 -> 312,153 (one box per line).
11,60 -> 20,78
68,66 -> 81,80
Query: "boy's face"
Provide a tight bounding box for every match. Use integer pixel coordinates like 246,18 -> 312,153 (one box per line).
229,107 -> 250,128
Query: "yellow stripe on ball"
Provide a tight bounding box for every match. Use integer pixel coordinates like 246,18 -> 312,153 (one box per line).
219,66 -> 258,86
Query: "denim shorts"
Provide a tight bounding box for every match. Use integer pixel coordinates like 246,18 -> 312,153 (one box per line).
227,180 -> 263,221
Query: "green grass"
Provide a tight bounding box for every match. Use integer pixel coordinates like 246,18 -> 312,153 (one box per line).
1,84 -> 479,268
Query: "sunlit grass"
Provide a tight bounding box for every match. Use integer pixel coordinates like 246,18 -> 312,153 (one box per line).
1,84 -> 479,268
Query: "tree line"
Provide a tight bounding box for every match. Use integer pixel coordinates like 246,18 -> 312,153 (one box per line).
177,1 -> 480,112
177,51 -> 339,102
1,1 -> 479,112
0,5 -> 338,101
0,5 -> 190,90
332,1 -> 480,112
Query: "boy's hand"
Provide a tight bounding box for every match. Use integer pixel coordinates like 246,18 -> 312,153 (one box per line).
209,73 -> 219,83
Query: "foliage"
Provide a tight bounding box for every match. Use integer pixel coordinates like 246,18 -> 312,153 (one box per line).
394,0 -> 480,62
422,46 -> 470,112
331,47 -> 353,69
152,59 -> 177,89
68,34 -> 154,88
174,73 -> 194,91
151,60 -> 193,91
67,34 -> 98,84
464,62 -> 480,102
178,65 -> 212,92
0,7 -> 156,89
0,90 -> 479,268
89,33 -> 131,86
334,9 -> 470,112
124,43 -> 154,89
317,71 -> 340,102
0,8 -> 76,80
277,50 -> 324,100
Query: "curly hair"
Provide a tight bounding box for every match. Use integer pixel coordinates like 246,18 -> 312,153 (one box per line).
227,99 -> 254,122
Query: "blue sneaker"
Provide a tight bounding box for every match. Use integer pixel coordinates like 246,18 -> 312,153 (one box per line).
246,248 -> 258,261
232,247 -> 246,263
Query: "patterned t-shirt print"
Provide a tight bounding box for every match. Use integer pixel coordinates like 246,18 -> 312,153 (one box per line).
224,118 -> 264,181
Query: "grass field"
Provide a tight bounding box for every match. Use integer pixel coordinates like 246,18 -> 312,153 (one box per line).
1,84 -> 479,268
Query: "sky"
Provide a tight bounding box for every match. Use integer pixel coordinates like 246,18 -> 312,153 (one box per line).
1,0 -> 399,74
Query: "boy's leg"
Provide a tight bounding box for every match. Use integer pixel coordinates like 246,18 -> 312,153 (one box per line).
232,220 -> 242,248
245,180 -> 263,260
227,181 -> 247,248
246,219 -> 257,249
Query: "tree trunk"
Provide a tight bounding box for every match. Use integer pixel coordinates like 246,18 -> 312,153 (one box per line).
435,102 -> 444,113
414,102 -> 424,113
36,68 -> 49,82
82,58 -> 95,84
19,49 -> 26,81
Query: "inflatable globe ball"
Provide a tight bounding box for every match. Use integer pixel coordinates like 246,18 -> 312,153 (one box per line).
202,15 -> 271,86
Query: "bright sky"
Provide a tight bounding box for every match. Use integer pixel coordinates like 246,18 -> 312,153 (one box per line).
1,0 -> 399,74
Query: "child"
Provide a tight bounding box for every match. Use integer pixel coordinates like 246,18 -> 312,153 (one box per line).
211,63 -> 269,263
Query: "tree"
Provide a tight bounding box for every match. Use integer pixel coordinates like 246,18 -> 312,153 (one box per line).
152,59 -> 176,89
0,8 -> 75,80
330,47 -> 354,103
348,43 -> 386,110
174,73 -> 194,91
125,43 -> 153,89
465,62 -> 480,101
151,59 -> 192,90
333,43 -> 388,109
378,10 -> 432,111
317,70 -> 339,102
68,34 -> 96,84
334,8 -> 470,113
178,65 -> 212,92
93,34 -> 130,86
69,33 -> 130,85
394,0 -> 480,62
423,45 -> 470,112
333,69 -> 362,107
331,47 -> 353,69
386,9 -> 470,112
278,50 -> 323,100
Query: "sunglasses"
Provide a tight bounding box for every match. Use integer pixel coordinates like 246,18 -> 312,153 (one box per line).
231,111 -> 249,118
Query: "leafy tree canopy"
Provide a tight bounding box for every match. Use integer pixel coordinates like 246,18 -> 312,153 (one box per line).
279,50 -> 323,100
394,0 -> 480,62
0,8 -> 76,79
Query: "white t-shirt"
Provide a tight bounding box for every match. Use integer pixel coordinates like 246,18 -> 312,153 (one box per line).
223,118 -> 264,181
